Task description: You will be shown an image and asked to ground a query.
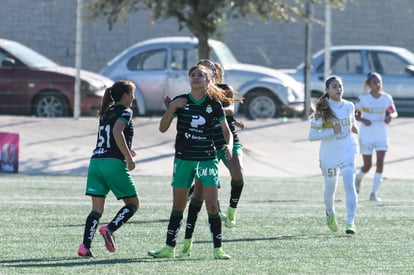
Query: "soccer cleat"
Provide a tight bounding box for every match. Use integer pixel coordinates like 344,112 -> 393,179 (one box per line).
225,207 -> 237,228
179,238 -> 193,257
326,216 -> 338,232
99,225 -> 116,253
77,243 -> 94,257
219,211 -> 227,221
354,177 -> 362,194
213,247 -> 231,260
345,223 -> 356,234
148,245 -> 175,258
369,193 -> 382,201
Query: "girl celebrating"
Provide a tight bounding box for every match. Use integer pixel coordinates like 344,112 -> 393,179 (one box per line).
308,76 -> 359,234
148,65 -> 234,260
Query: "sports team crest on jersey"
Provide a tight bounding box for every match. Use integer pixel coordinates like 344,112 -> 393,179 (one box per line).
206,104 -> 213,113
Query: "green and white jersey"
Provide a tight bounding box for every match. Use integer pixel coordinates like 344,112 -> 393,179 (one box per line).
174,93 -> 225,161
91,104 -> 134,161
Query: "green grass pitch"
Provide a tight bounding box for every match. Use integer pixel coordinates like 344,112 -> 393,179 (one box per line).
1,174 -> 414,274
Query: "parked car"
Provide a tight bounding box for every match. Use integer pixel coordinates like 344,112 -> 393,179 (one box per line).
284,45 -> 414,115
100,36 -> 304,119
0,38 -> 113,117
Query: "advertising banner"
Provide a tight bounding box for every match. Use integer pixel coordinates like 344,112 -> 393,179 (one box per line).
0,132 -> 19,173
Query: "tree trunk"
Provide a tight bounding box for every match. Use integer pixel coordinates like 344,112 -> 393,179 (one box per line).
196,34 -> 210,59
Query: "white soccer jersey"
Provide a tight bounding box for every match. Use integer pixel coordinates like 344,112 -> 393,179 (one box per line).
355,92 -> 397,154
309,99 -> 357,169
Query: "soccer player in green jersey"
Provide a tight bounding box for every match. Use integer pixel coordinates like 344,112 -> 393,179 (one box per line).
78,80 -> 140,257
148,65 -> 234,260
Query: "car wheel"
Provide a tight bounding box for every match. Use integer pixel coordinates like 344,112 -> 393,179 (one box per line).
244,90 -> 280,120
33,91 -> 70,117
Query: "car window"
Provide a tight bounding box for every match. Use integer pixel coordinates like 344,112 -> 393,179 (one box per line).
127,49 -> 167,71
319,51 -> 362,74
0,50 -> 8,68
171,49 -> 194,71
367,51 -> 409,76
0,49 -> 25,69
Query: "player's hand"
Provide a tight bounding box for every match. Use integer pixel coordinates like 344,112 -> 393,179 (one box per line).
163,96 -> 172,108
234,120 -> 245,130
333,122 -> 342,134
362,119 -> 371,126
351,124 -> 358,134
126,158 -> 135,171
384,116 -> 392,124
170,97 -> 187,109
130,150 -> 137,157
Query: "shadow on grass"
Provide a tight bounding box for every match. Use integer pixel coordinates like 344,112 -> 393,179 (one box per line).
60,219 -> 170,228
200,234 -> 349,244
0,256 -> 192,268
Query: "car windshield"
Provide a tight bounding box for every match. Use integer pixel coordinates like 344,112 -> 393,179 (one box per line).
3,41 -> 58,68
397,48 -> 414,64
211,42 -> 238,66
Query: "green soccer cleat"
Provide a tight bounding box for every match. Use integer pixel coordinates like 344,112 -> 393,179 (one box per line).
327,215 -> 338,232
148,245 -> 175,258
219,211 -> 227,221
345,223 -> 356,234
225,207 -> 237,228
179,238 -> 193,257
213,247 -> 231,260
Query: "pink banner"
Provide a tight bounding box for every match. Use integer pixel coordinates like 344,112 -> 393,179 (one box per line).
0,132 -> 19,173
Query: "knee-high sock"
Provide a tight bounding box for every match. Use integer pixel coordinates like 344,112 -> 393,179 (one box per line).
342,167 -> 358,224
82,211 -> 101,249
107,204 -> 137,233
372,172 -> 383,194
229,179 -> 244,208
355,167 -> 366,182
184,198 -> 203,239
324,174 -> 338,217
166,210 -> 183,248
208,213 -> 222,248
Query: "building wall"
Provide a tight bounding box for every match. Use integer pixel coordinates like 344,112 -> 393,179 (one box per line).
1,0 -> 414,73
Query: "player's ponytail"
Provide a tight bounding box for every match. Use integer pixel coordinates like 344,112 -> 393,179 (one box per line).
98,87 -> 113,116
98,80 -> 136,116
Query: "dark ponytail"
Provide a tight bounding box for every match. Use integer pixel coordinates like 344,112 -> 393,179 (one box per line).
98,80 -> 136,116
98,87 -> 114,116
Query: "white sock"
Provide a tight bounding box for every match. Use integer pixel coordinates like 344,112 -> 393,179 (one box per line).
342,167 -> 358,225
355,168 -> 366,182
372,173 -> 383,194
324,174 -> 338,217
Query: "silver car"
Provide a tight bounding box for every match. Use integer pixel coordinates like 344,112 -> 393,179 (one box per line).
100,36 -> 304,119
285,45 -> 414,115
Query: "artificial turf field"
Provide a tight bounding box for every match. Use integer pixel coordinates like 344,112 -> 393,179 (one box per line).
1,174 -> 413,274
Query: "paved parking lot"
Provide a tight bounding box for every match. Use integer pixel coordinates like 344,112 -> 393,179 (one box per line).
1,115 -> 413,179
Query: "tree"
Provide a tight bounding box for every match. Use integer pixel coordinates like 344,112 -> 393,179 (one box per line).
87,0 -> 353,59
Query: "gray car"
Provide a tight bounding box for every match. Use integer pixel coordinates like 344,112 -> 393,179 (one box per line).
99,36 -> 304,119
284,45 -> 414,115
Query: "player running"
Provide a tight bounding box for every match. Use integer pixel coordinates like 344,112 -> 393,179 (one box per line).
308,75 -> 359,234
354,72 -> 398,201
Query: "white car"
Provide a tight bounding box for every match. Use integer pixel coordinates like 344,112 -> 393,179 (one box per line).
284,45 -> 414,115
100,36 -> 304,119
